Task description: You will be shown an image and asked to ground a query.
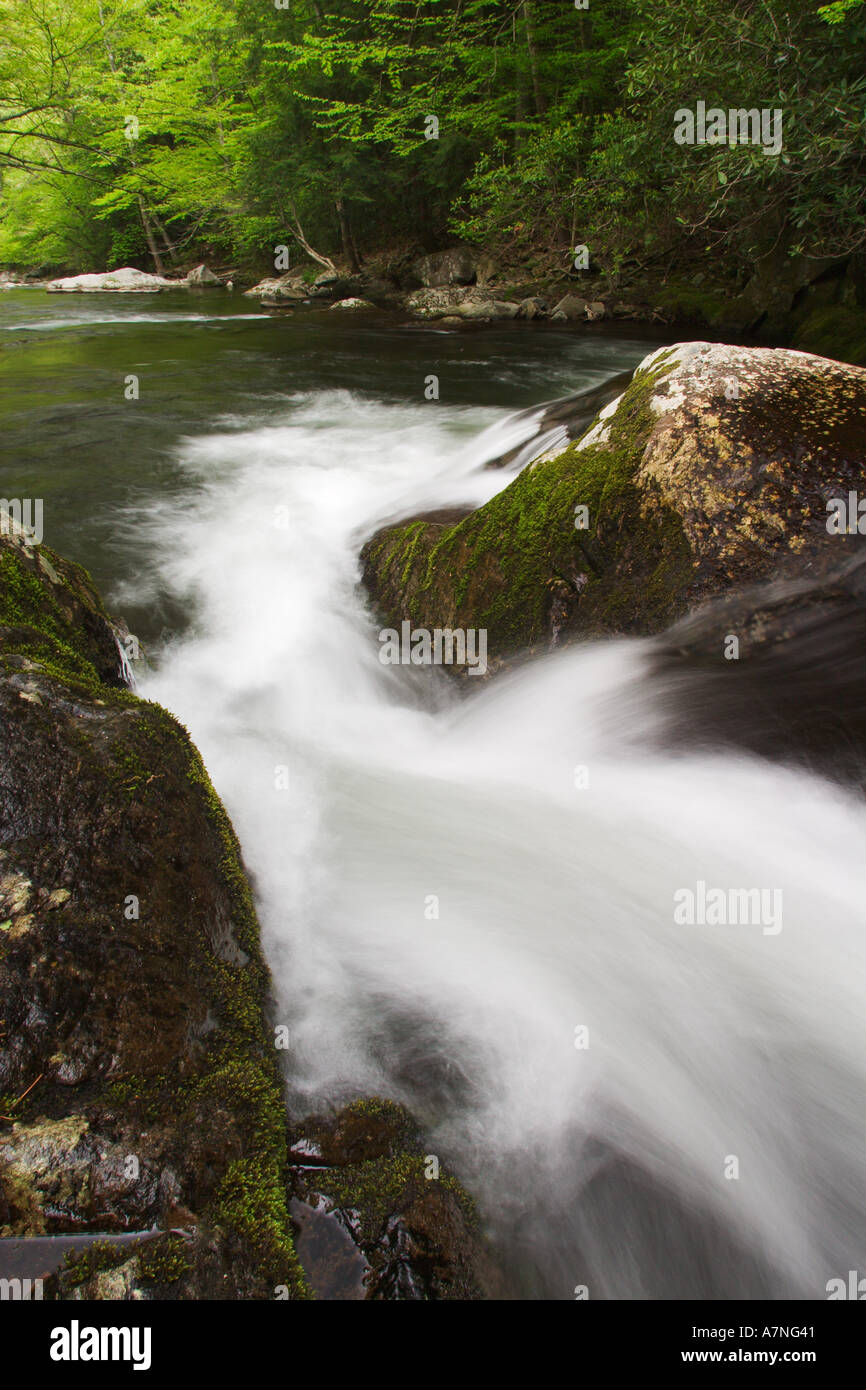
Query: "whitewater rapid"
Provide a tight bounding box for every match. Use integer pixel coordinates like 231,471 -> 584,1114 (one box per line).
133,383 -> 866,1300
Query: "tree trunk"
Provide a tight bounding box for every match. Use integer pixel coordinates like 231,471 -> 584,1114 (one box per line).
349,223 -> 363,272
335,196 -> 361,273
138,196 -> 165,275
523,2 -> 546,117
286,198 -> 337,274
151,210 -> 178,264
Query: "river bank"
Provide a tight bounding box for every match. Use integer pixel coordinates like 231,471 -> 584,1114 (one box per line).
4,240 -> 866,366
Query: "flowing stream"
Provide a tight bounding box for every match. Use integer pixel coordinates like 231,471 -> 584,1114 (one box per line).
2,290 -> 864,1299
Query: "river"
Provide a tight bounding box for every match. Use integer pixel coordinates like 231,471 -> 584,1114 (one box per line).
2,288 -> 865,1300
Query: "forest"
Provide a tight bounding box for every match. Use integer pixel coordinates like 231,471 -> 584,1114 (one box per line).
1,0 -> 864,297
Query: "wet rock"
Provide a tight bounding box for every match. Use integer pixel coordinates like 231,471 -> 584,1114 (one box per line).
0,526 -> 308,1300
645,552 -> 866,786
360,342 -> 866,674
483,373 -> 632,470
289,1099 -> 486,1300
46,1229 -> 256,1300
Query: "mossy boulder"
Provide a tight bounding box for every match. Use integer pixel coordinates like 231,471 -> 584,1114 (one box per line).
290,1100 -> 486,1300
0,512 -> 127,693
360,343 -> 866,674
0,525 -> 308,1300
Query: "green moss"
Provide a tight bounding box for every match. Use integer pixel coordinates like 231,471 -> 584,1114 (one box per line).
397,522 -> 429,590
316,1153 -> 477,1246
338,1096 -> 418,1140
108,740 -> 153,799
793,305 -> 866,367
655,280 -> 731,325
367,350 -> 692,661
0,545 -> 134,703
60,1239 -> 130,1287
102,1073 -> 175,1124
136,1234 -> 191,1286
187,746 -> 261,962
212,1152 -> 310,1297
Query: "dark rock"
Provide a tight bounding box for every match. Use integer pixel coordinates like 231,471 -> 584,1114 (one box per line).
310,273 -> 363,300
289,1099 -> 486,1300
644,552 -> 866,787
517,297 -> 548,320
551,294 -> 588,320
0,524 -> 309,1300
358,272 -> 399,302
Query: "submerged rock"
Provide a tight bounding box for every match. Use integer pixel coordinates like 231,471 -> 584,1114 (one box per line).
0,523 -> 308,1299
360,342 -> 866,674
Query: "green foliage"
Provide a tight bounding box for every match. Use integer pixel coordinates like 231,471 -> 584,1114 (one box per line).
0,0 -> 863,287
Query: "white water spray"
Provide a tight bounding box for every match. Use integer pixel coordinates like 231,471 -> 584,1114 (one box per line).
137,384 -> 866,1299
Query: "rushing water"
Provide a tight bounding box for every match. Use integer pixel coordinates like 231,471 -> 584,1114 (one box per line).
3,289 -> 865,1300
